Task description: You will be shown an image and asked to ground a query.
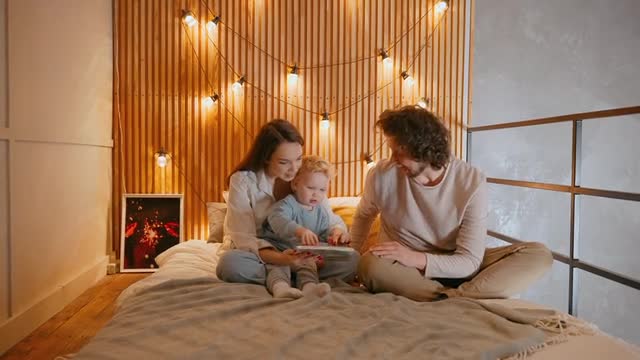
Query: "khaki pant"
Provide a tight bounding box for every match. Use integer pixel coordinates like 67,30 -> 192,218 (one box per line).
358,242 -> 553,301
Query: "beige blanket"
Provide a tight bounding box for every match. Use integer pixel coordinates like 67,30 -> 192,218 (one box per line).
74,278 -> 592,360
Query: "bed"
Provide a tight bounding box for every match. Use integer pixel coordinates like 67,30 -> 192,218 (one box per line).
71,240 -> 639,359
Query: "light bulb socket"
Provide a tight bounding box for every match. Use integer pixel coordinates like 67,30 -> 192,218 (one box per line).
322,112 -> 330,121
379,49 -> 389,60
401,71 -> 410,80
236,76 -> 246,85
210,94 -> 219,103
363,153 -> 374,164
289,64 -> 299,75
210,15 -> 221,25
182,10 -> 194,18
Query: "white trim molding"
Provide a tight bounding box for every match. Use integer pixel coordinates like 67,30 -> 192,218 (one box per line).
0,255 -> 108,354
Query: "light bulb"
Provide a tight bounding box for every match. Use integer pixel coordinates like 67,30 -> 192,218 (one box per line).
366,161 -> 376,171
232,76 -> 245,93
380,50 -> 393,68
182,11 -> 198,27
206,16 -> 220,32
417,97 -> 428,109
401,71 -> 415,87
156,151 -> 168,167
364,154 -> 376,171
288,65 -> 299,86
203,94 -> 219,107
435,0 -> 449,13
320,113 -> 331,129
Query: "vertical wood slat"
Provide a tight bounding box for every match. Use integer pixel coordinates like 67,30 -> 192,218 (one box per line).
112,0 -> 467,253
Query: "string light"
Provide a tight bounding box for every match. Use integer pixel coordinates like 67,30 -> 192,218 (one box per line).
232,76 -> 245,93
364,154 -> 376,170
206,16 -> 220,32
185,4 -> 450,119
287,64 -> 299,85
156,148 -> 169,168
320,112 -> 331,129
401,71 -> 415,87
435,0 -> 449,13
203,94 -> 219,107
380,49 -> 392,68
417,97 -> 428,109
182,10 -> 198,27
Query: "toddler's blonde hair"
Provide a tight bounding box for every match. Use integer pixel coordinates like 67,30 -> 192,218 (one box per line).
295,155 -> 335,179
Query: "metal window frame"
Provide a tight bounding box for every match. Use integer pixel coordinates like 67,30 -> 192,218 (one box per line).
466,105 -> 640,315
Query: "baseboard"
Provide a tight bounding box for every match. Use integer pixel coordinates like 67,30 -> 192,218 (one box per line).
0,255 -> 108,355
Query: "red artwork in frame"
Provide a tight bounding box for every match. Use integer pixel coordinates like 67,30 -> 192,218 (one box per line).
120,194 -> 184,272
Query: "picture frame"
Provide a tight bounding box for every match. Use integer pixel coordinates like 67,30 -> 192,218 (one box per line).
120,194 -> 184,273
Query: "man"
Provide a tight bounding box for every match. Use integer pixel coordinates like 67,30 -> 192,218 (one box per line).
352,106 -> 552,301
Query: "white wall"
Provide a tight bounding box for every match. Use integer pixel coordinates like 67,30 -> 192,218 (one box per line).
470,0 -> 640,345
471,0 -> 640,125
0,0 -> 112,353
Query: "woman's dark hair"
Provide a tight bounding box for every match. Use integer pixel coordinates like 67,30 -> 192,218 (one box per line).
376,106 -> 451,169
228,119 -> 304,183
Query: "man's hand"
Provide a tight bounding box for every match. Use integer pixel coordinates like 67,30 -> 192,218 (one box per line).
328,228 -> 351,245
295,227 -> 319,245
369,242 -> 427,271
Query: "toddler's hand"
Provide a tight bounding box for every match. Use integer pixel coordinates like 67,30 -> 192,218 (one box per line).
328,228 -> 351,245
295,227 -> 319,245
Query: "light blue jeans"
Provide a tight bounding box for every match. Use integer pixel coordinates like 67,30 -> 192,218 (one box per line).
216,249 -> 360,285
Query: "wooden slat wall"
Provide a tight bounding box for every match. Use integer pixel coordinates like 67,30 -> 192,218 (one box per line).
112,0 -> 468,252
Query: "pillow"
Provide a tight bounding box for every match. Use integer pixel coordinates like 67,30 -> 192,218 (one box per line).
328,196 -> 360,208
207,202 -> 227,243
331,205 -> 380,254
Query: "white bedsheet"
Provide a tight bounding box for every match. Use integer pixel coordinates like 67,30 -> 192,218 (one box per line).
119,240 -> 640,359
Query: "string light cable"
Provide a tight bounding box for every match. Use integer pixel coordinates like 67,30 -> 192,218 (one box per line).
199,0 -> 438,70
184,4 -> 449,119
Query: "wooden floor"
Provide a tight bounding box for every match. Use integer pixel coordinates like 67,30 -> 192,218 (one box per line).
1,274 -> 148,360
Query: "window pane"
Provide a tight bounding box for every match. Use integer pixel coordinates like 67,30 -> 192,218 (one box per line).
488,184 -> 570,255
470,122 -> 572,185
581,115 -> 640,194
578,196 -> 640,281
576,270 -> 640,345
519,261 -> 569,313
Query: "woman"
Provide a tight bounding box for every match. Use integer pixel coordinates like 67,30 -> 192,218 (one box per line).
216,119 -> 359,284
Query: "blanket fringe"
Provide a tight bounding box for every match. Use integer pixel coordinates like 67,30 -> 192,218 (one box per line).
504,312 -> 598,360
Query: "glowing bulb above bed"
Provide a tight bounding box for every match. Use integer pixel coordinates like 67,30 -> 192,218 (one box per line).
320,112 -> 331,129
156,149 -> 169,168
182,10 -> 198,27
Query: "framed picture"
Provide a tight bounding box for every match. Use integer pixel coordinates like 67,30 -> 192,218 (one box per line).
120,194 -> 184,272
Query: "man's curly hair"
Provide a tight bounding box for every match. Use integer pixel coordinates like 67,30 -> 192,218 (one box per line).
376,106 -> 451,169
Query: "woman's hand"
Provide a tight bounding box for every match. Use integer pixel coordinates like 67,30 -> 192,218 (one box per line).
283,249 -> 318,269
369,242 -> 427,271
295,227 -> 319,245
328,228 -> 351,245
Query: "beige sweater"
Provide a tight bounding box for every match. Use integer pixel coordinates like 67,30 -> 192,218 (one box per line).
351,158 -> 488,279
